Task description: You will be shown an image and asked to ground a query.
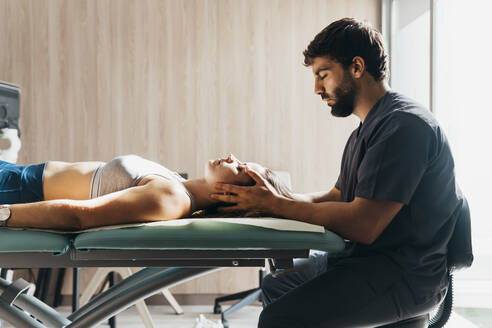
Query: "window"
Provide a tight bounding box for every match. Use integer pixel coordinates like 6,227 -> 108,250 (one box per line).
388,0 -> 430,108
385,0 -> 492,307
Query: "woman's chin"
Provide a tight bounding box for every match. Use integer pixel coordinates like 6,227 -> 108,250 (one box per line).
204,162 -> 213,176
202,169 -> 216,186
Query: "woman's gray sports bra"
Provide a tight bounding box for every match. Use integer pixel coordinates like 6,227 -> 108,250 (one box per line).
89,154 -> 196,213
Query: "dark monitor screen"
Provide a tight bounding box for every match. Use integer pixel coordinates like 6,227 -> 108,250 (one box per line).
0,81 -> 20,136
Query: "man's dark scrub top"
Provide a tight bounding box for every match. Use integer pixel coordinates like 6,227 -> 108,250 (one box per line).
335,91 -> 466,304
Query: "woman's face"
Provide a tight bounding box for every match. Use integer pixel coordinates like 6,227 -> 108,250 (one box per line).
205,154 -> 257,185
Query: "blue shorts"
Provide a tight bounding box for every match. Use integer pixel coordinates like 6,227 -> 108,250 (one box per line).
0,160 -> 47,204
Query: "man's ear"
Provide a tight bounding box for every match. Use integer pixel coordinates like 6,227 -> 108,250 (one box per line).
351,56 -> 365,79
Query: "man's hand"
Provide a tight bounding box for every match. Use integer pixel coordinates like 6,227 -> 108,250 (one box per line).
210,166 -> 280,214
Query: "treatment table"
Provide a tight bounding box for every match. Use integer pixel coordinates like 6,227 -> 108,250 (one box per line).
0,218 -> 346,328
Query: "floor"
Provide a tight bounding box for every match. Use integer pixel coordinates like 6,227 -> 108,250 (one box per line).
2,305 -> 483,328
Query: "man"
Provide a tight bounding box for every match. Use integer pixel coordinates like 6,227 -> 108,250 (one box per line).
211,18 -> 466,327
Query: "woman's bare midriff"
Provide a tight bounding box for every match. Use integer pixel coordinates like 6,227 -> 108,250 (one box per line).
42,161 -> 106,200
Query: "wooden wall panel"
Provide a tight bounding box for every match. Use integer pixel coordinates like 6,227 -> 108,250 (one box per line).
1,0 -> 380,295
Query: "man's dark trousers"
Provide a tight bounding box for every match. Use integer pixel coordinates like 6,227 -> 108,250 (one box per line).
258,252 -> 445,328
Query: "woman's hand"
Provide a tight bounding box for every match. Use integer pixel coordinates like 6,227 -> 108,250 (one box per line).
210,166 -> 280,214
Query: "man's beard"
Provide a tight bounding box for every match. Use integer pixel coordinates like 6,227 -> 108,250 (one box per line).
328,72 -> 358,118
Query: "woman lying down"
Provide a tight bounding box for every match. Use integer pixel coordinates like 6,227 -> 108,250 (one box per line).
0,154 -> 293,230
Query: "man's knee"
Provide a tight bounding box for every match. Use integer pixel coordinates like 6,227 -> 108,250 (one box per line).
260,273 -> 278,307
258,306 -> 287,328
257,308 -> 271,328
258,306 -> 305,328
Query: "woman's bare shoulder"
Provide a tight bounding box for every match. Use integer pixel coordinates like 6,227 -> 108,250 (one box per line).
139,175 -> 187,197
140,175 -> 191,217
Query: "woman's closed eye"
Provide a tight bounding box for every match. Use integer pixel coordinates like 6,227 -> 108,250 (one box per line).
237,164 -> 247,173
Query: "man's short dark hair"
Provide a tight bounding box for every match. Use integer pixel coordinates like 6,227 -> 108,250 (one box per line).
303,18 -> 389,81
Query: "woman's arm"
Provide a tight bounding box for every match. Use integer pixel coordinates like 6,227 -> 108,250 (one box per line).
6,199 -> 81,230
6,178 -> 191,230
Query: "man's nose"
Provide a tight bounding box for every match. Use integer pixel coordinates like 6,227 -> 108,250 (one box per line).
314,79 -> 324,95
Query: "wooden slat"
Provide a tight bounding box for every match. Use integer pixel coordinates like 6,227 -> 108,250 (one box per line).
1,0 -> 380,296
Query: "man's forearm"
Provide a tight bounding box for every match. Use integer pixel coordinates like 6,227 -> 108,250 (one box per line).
292,187 -> 341,203
269,196 -> 374,244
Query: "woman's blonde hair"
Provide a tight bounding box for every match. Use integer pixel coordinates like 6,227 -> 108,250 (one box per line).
191,168 -> 294,218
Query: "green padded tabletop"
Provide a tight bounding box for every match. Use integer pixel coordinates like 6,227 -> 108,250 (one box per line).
0,229 -> 71,254
74,220 -> 346,253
